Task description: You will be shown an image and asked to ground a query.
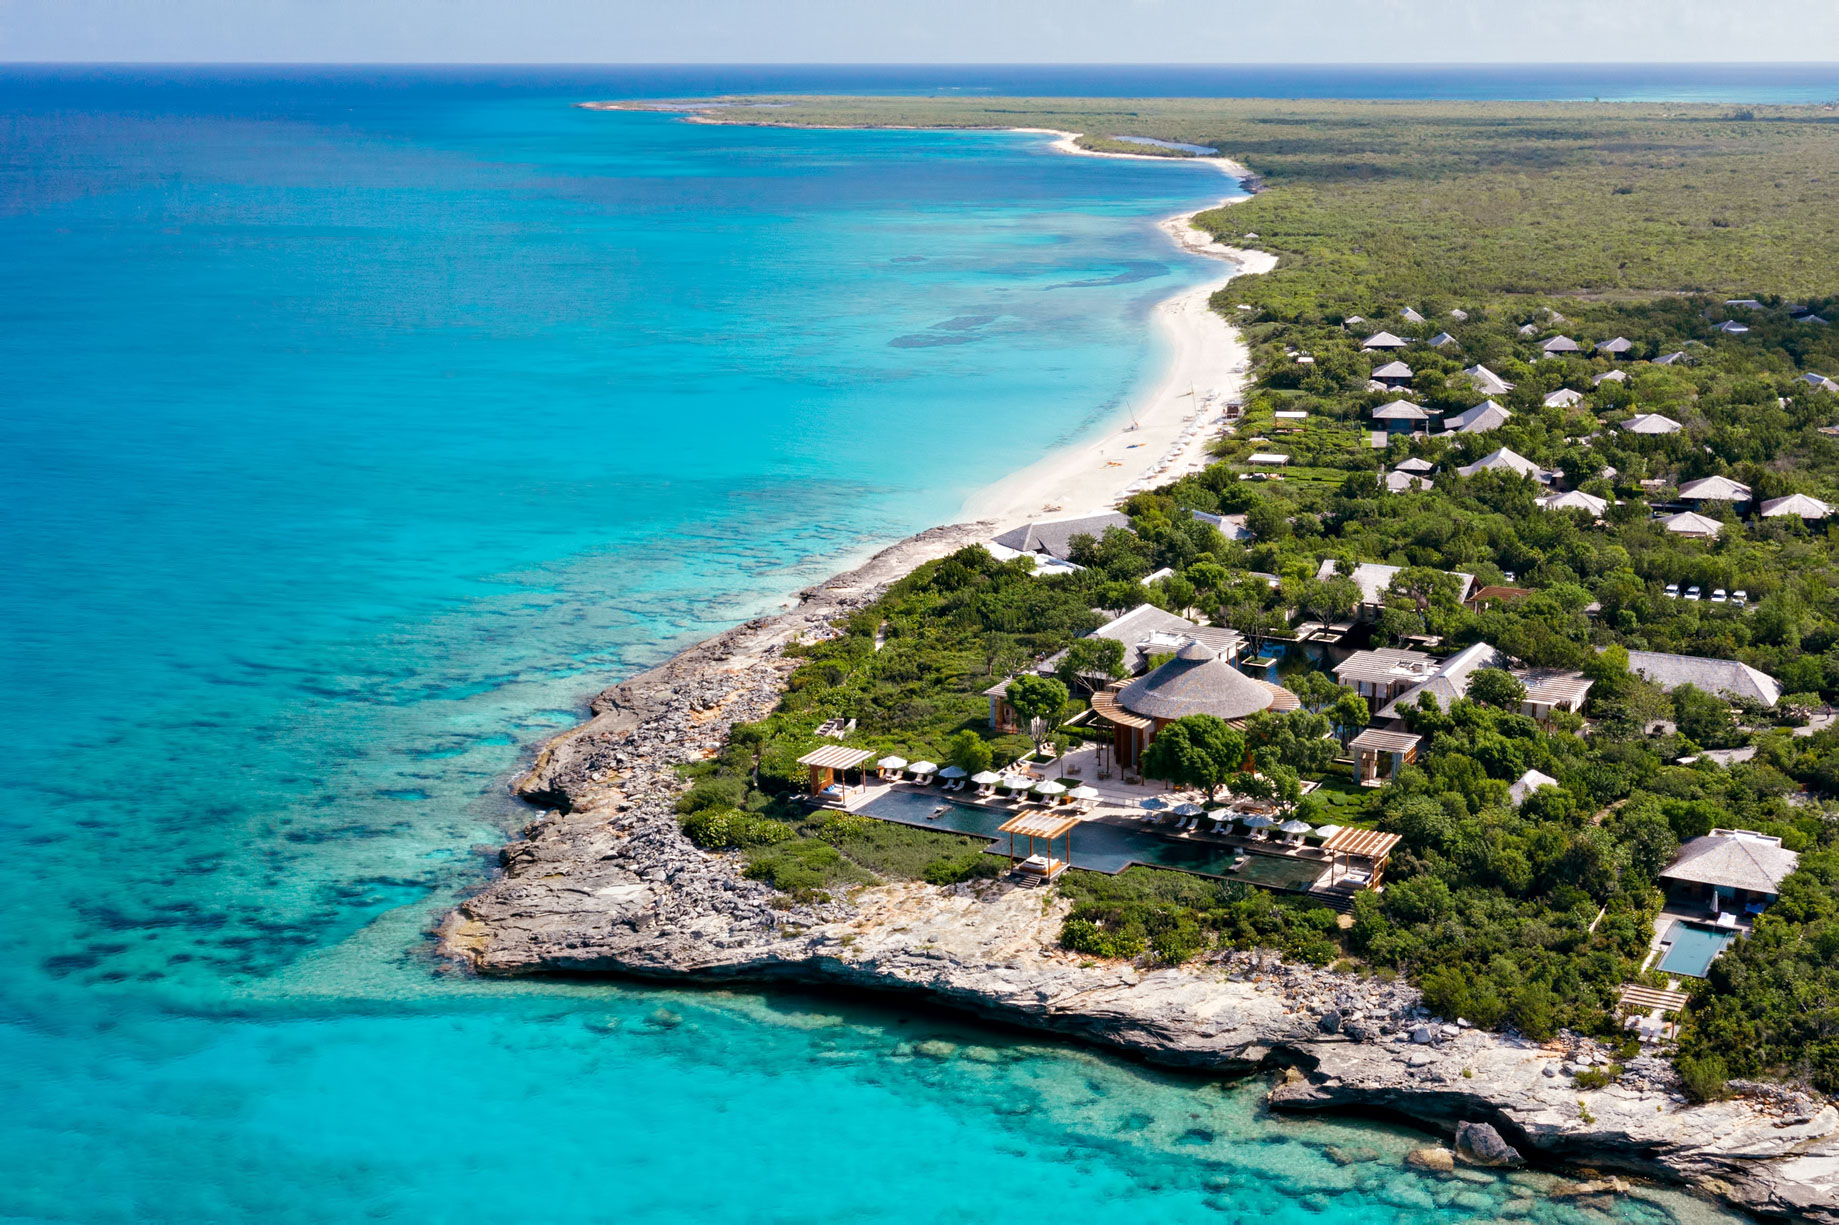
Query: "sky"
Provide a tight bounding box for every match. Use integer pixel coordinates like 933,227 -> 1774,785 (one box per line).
1,0 -> 1837,64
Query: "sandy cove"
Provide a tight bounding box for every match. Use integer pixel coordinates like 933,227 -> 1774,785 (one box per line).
964,130 -> 1274,525
583,101 -> 1273,528
962,204 -> 1275,525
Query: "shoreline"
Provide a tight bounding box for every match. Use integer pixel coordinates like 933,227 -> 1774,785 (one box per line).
443,517 -> 1838,1225
445,111 -> 1839,1223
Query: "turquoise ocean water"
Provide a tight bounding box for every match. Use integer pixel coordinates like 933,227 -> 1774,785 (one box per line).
0,69 -> 1748,1223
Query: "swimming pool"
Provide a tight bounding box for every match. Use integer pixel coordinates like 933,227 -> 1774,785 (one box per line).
852,789 -> 1324,885
1657,920 -> 1736,978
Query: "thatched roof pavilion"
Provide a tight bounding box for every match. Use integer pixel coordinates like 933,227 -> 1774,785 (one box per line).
1117,641 -> 1291,722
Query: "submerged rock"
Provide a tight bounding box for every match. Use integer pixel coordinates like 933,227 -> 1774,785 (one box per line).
1405,1146 -> 1456,1173
1456,1121 -> 1524,1168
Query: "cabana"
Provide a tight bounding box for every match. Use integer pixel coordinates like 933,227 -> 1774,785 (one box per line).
1348,727 -> 1422,786
998,811 -> 1079,881
798,746 -> 875,801
1321,827 -> 1403,890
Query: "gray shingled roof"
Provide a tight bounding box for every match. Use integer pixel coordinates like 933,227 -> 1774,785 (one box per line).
991,512 -> 1130,561
1662,831 -> 1799,894
1760,494 -> 1833,520
1676,475 -> 1752,502
1442,400 -> 1512,434
1457,446 -> 1542,479
1117,640 -> 1277,721
1623,649 -> 1782,706
1315,559 -> 1477,606
1361,331 -> 1408,350
1372,400 -> 1430,421
1621,413 -> 1682,435
1377,642 -> 1507,718
1463,365 -> 1514,395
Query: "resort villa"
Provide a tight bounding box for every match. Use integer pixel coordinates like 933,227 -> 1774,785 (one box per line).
1088,639 -> 1299,771
813,528 -> 1783,911
1660,828 -> 1800,917
1313,559 -> 1478,620
988,512 -> 1130,567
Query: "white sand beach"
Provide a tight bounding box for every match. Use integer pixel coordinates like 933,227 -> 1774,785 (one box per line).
962,132 -> 1275,527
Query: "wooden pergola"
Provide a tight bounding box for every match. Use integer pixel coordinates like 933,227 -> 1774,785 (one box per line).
1320,826 -> 1403,890
998,811 -> 1079,882
796,745 -> 874,801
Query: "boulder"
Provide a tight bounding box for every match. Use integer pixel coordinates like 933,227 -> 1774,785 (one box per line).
1455,1121 -> 1524,1168
1405,1146 -> 1456,1173
1318,1009 -> 1342,1034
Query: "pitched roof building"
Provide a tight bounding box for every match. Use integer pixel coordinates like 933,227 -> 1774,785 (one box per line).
1361,330 -> 1408,350
1457,446 -> 1544,480
1663,510 -> 1725,538
1621,413 -> 1682,435
1543,387 -> 1585,408
1661,829 -> 1799,906
1623,649 -> 1782,706
990,512 -> 1130,563
1441,400 -> 1512,434
1463,364 -> 1514,395
1542,335 -> 1582,354
1676,475 -> 1752,504
1538,489 -> 1608,515
1314,559 -> 1478,613
1760,493 -> 1834,520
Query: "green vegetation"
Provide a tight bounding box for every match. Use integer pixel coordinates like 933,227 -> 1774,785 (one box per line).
1138,714 -> 1246,800
632,95 -> 1839,1091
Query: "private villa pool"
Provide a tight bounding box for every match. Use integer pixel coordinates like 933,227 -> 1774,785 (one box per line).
1656,919 -> 1737,978
852,788 -> 1331,888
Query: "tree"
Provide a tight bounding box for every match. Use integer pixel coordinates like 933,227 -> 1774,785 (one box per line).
1672,683 -> 1739,748
1466,668 -> 1527,711
1245,710 -> 1337,776
1329,692 -> 1370,746
945,729 -> 993,776
1139,715 -> 1246,800
1288,670 -> 1342,714
1005,675 -> 1069,753
1055,636 -> 1126,693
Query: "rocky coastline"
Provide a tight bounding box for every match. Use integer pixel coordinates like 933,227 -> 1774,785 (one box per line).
440,523 -> 1838,1225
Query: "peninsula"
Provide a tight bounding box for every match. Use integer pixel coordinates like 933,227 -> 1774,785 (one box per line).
446,97 -> 1839,1222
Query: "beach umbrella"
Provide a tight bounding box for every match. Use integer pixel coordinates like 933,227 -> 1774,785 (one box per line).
1001,774 -> 1033,790
1069,785 -> 1100,800
1314,824 -> 1344,841
1240,813 -> 1276,830
878,755 -> 908,770
908,760 -> 938,775
1138,797 -> 1168,811
971,771 -> 1003,785
1172,802 -> 1205,816
1207,809 -> 1233,821
1033,780 -> 1067,796
1279,819 -> 1315,835
938,766 -> 967,779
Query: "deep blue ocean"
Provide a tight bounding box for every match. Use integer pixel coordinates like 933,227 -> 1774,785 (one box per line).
0,67 -> 1766,1224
